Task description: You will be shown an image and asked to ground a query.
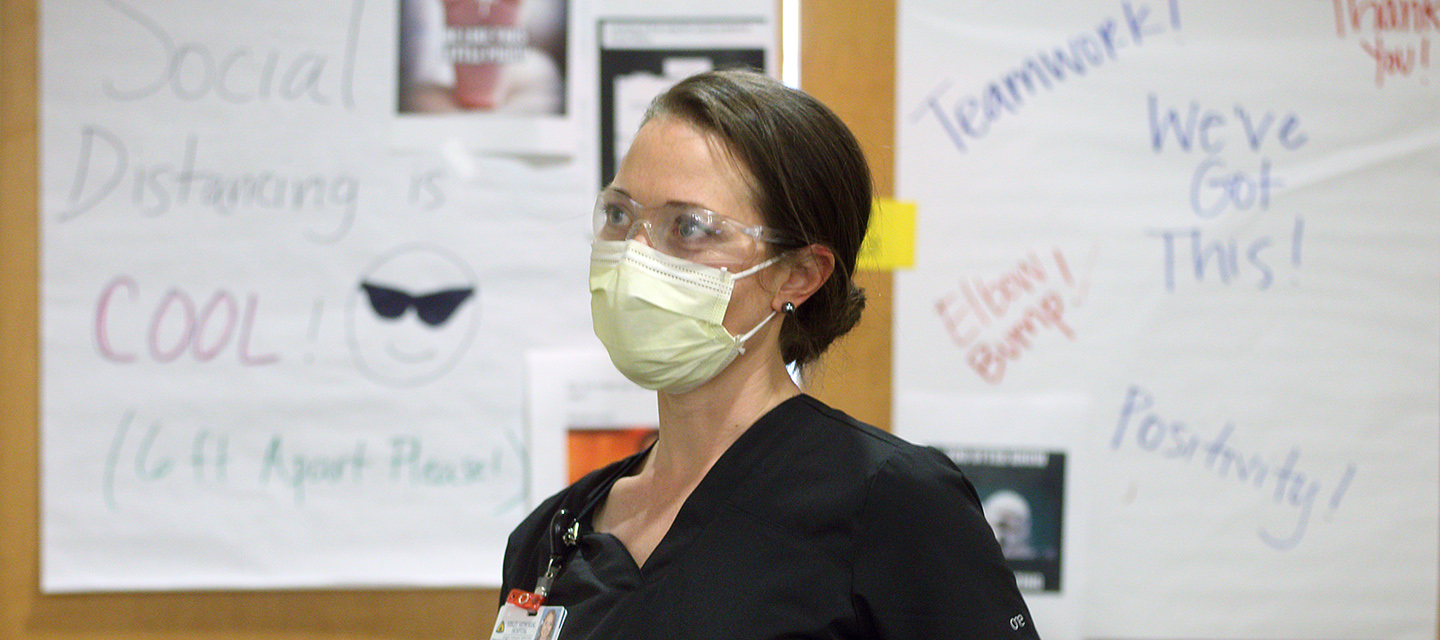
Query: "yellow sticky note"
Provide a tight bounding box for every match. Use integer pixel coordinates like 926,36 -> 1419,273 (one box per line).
856,198 -> 916,271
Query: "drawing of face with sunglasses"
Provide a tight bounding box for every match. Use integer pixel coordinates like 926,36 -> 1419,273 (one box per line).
347,244 -> 481,386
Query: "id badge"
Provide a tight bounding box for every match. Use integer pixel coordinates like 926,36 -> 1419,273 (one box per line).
490,603 -> 567,640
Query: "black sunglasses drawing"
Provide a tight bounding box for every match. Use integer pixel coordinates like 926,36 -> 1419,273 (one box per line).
360,282 -> 475,326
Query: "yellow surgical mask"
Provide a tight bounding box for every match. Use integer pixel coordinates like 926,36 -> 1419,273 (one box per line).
589,240 -> 778,393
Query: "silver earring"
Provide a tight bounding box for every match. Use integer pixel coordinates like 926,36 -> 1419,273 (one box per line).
782,301 -> 796,315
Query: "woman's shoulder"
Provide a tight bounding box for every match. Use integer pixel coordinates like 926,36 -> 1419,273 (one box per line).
794,397 -> 1036,637
745,394 -> 984,532
786,394 -> 968,486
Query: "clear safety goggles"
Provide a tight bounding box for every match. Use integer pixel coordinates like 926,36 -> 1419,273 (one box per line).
593,189 -> 794,270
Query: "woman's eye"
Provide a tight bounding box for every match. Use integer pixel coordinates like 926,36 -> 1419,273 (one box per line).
604,206 -> 630,227
674,212 -> 718,241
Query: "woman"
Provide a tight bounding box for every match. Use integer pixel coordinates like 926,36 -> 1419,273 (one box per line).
500,69 -> 1039,639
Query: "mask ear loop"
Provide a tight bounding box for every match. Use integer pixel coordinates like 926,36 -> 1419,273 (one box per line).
727,253 -> 785,355
725,254 -> 782,279
733,310 -> 778,355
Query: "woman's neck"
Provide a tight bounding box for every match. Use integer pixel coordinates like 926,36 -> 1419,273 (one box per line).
646,353 -> 800,486
587,351 -> 799,567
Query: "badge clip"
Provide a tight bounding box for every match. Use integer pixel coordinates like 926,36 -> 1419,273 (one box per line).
505,588 -> 545,612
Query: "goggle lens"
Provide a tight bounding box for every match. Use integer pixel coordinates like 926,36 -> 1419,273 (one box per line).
593,191 -> 788,269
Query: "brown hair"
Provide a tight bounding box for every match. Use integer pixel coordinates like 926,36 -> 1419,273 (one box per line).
645,68 -> 872,367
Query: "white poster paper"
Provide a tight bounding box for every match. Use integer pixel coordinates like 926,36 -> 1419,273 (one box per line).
896,1 -> 1438,638
38,0 -> 594,587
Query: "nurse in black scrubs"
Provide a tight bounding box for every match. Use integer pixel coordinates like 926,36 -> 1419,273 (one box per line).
500,69 -> 1039,640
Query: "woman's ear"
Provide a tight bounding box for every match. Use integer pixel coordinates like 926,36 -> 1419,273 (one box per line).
771,244 -> 835,312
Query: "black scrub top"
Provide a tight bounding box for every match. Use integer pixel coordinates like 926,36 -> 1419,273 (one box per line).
500,394 -> 1040,640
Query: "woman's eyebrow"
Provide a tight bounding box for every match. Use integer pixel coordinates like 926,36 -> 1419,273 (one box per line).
606,186 -> 715,212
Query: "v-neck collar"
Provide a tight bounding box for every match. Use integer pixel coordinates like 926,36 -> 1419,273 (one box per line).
576,393 -> 809,582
